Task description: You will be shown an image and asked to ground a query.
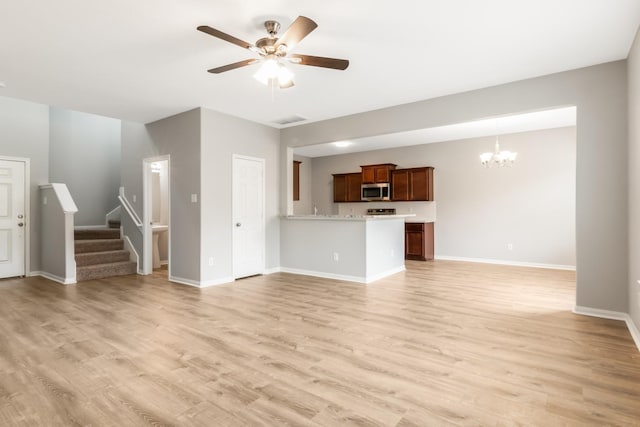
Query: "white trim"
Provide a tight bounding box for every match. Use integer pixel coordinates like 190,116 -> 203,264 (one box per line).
263,266 -> 282,275
1,156 -> 30,276
573,306 -> 640,352
30,271 -> 76,285
168,275 -> 234,288
279,266 -> 405,284
435,255 -> 576,271
122,235 -> 140,274
142,156 -> 171,276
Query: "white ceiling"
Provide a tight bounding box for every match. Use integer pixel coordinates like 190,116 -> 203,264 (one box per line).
294,106 -> 577,157
0,1 -> 638,128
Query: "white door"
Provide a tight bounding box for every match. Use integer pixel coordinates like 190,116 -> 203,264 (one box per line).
233,155 -> 265,279
0,160 -> 26,278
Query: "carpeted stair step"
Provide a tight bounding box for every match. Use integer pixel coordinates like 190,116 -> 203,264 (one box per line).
75,239 -> 124,254
75,249 -> 130,267
75,228 -> 120,240
76,261 -> 137,282
108,219 -> 121,229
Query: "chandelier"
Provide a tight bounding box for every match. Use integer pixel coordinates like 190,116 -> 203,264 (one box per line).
480,137 -> 517,167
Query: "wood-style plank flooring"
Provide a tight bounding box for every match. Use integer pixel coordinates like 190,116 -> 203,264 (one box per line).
1,260 -> 639,426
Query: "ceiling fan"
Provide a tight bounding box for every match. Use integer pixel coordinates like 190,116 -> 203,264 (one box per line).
197,16 -> 349,89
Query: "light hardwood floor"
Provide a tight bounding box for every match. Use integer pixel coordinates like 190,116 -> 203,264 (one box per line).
1,260 -> 639,426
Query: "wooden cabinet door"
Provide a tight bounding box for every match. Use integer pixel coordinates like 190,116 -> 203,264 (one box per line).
409,168 -> 429,201
346,173 -> 362,202
333,174 -> 347,202
405,223 -> 425,260
405,222 -> 434,261
361,166 -> 375,184
374,166 -> 391,183
391,170 -> 410,200
293,160 -> 301,201
393,167 -> 434,201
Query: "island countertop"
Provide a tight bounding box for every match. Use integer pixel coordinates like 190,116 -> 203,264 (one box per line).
282,214 -> 415,221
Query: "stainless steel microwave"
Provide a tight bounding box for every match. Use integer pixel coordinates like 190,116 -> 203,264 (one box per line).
361,183 -> 390,201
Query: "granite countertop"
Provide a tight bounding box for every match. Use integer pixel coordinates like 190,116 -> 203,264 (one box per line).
283,214 -> 416,221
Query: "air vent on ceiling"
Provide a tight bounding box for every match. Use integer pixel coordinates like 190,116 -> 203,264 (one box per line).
273,114 -> 308,125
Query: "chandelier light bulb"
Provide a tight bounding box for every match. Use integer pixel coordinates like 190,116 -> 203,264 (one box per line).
480,137 -> 517,168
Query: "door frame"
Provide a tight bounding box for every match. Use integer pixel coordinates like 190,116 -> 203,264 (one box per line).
232,154 -> 266,279
142,155 -> 171,275
0,156 -> 30,276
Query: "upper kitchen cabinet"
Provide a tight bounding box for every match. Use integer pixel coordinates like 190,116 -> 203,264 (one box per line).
392,167 -> 434,201
361,163 -> 396,184
333,172 -> 363,202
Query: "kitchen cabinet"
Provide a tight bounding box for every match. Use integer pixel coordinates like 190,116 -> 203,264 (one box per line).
405,222 -> 434,261
361,163 -> 397,184
333,172 -> 362,202
392,167 -> 434,201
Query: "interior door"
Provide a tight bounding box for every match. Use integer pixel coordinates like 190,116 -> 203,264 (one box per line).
233,155 -> 265,279
0,160 -> 25,278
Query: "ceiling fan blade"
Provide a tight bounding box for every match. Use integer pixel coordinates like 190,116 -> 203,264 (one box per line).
208,59 -> 258,74
197,25 -> 252,50
288,54 -> 349,70
275,16 -> 317,51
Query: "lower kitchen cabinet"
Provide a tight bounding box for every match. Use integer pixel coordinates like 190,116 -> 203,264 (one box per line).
405,222 -> 434,261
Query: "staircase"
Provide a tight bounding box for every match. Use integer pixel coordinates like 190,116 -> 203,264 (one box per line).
74,220 -> 137,281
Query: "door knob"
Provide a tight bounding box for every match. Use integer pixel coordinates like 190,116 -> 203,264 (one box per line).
17,214 -> 23,219
236,222 -> 241,227
17,222 -> 24,227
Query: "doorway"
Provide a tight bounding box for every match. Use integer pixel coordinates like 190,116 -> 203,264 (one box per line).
143,156 -> 170,275
232,155 -> 265,279
0,157 -> 29,278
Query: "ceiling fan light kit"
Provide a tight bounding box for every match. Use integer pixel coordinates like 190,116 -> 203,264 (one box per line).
197,16 -> 349,89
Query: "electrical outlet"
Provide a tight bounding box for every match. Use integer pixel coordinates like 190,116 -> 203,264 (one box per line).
191,194 -> 198,203
507,243 -> 513,251
208,257 -> 214,266
391,249 -> 395,257
333,252 -> 339,261
132,194 -> 136,202
43,196 -> 47,205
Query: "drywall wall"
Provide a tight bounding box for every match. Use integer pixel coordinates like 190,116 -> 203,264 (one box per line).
49,108 -> 121,226
0,96 -> 49,273
293,154 -> 313,215
310,127 -> 576,268
200,108 -> 280,284
628,28 -> 640,332
121,109 -> 201,284
282,61 -> 628,313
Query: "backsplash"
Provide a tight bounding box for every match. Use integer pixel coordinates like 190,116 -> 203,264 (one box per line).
337,201 -> 436,222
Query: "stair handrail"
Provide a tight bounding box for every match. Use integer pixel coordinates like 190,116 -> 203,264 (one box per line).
118,187 -> 142,231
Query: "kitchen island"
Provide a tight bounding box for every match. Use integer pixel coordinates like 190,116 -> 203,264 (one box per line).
280,215 -> 411,283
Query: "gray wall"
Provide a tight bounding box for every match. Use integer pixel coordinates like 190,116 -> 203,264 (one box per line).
293,154 -> 313,215
629,28 -> 640,330
309,127 -> 576,267
282,61 -> 628,313
200,108 -> 280,283
0,96 -> 50,272
49,108 -> 121,226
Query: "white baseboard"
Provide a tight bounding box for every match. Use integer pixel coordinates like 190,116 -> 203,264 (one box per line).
30,271 -> 76,285
263,267 -> 282,275
168,275 -> 233,288
121,235 -> 140,274
573,306 -> 640,352
436,255 -> 576,271
279,266 -> 405,284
